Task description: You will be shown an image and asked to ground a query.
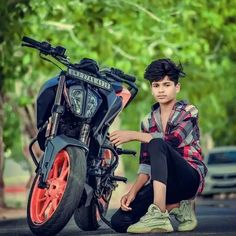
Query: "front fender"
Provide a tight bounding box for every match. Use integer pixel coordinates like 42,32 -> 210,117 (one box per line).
38,134 -> 88,188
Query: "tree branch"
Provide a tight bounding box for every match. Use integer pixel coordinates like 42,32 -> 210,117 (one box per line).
121,0 -> 163,23
112,45 -> 137,60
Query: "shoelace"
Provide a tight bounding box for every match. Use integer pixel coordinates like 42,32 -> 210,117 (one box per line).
140,206 -> 168,222
139,206 -> 157,222
177,201 -> 192,222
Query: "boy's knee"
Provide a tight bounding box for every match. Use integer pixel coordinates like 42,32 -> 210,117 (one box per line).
148,138 -> 166,151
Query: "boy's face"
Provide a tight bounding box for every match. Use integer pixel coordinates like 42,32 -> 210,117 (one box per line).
151,76 -> 180,104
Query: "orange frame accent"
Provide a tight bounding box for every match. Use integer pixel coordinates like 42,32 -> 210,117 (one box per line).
116,87 -> 132,108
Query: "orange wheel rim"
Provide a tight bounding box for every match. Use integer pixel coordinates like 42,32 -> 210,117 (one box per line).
30,150 -> 70,224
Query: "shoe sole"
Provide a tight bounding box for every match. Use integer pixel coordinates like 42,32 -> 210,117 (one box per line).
177,221 -> 198,232
127,226 -> 174,234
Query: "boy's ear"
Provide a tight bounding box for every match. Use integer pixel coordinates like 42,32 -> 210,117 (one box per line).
176,83 -> 180,93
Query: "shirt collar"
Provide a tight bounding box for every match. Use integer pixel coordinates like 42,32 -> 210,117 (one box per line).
151,100 -> 187,112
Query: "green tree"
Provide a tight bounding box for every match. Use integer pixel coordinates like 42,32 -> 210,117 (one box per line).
1,0 -> 236,195
0,0 -> 32,207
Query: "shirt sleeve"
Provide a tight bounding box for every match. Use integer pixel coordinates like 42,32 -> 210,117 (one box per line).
137,121 -> 151,175
164,106 -> 198,148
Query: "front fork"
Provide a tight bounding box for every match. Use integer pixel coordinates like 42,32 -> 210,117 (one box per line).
37,72 -> 66,188
80,123 -> 90,144
46,72 -> 66,140
38,72 -> 90,188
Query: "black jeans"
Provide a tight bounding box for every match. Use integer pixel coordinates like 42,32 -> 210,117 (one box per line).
111,138 -> 200,233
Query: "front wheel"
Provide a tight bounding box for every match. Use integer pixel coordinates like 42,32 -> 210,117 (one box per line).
27,147 -> 86,236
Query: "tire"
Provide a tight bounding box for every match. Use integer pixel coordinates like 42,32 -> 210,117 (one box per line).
74,194 -> 111,231
27,147 -> 86,236
74,148 -> 113,231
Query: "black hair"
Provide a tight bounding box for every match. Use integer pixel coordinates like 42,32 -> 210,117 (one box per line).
144,58 -> 186,85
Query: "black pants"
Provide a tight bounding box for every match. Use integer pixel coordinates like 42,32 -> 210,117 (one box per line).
111,138 -> 200,233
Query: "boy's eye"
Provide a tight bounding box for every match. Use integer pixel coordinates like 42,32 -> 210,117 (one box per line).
164,83 -> 171,87
152,84 -> 159,87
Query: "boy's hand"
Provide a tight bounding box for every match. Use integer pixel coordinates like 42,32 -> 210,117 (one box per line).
110,130 -> 153,146
110,130 -> 135,146
120,192 -> 136,211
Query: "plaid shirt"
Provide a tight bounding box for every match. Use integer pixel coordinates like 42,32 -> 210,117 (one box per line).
138,100 -> 207,193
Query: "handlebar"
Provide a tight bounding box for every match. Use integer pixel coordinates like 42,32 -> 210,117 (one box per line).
101,68 -> 138,106
22,36 -> 41,47
116,148 -> 136,156
22,36 -> 68,61
110,67 -> 136,83
22,36 -> 138,103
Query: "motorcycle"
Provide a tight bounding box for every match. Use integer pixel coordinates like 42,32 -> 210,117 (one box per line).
22,36 -> 138,235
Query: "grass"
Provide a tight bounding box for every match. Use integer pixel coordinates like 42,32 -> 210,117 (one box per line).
4,175 -> 29,186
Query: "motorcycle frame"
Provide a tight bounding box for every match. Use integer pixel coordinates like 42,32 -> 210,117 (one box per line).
23,35 -> 138,230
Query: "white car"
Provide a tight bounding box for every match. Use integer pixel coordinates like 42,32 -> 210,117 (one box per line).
201,146 -> 236,197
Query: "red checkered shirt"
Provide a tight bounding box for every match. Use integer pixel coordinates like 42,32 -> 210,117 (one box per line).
138,100 -> 207,193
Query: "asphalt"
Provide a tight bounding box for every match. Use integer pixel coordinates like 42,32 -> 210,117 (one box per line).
0,198 -> 236,236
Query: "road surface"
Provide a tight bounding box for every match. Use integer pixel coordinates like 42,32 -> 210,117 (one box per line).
0,198 -> 236,236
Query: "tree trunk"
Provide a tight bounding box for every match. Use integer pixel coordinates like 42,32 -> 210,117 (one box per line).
0,93 -> 6,207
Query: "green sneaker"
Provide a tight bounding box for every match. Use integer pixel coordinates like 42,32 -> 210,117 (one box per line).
127,204 -> 174,234
170,200 -> 197,231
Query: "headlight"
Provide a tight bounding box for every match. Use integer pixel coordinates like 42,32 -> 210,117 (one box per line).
86,91 -> 98,117
69,85 -> 84,116
68,85 -> 99,118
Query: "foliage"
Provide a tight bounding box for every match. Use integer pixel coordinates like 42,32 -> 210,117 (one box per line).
1,0 -> 236,176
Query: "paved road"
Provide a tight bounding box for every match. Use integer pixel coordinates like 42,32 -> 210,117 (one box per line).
0,198 -> 236,236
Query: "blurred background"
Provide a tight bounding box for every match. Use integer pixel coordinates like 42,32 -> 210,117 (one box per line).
0,0 -> 236,210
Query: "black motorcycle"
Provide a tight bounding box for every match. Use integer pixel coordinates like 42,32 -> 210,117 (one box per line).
22,36 -> 138,236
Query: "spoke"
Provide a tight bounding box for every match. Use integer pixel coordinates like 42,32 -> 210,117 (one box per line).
39,198 -> 51,218
59,167 -> 69,180
48,205 -> 54,217
52,198 -> 58,211
53,162 -> 59,178
48,198 -> 57,217
38,196 -> 47,203
61,157 -> 68,173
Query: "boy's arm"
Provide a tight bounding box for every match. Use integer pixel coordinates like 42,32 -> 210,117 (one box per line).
110,130 -> 152,146
118,121 -> 151,211
120,173 -> 149,211
128,173 -> 149,196
133,131 -> 153,143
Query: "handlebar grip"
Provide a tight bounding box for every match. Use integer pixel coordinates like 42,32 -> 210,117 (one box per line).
122,74 -> 136,82
116,148 -> 136,156
110,67 -> 136,82
22,36 -> 40,47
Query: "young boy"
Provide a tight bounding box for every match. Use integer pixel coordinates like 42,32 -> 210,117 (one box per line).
110,58 -> 207,234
